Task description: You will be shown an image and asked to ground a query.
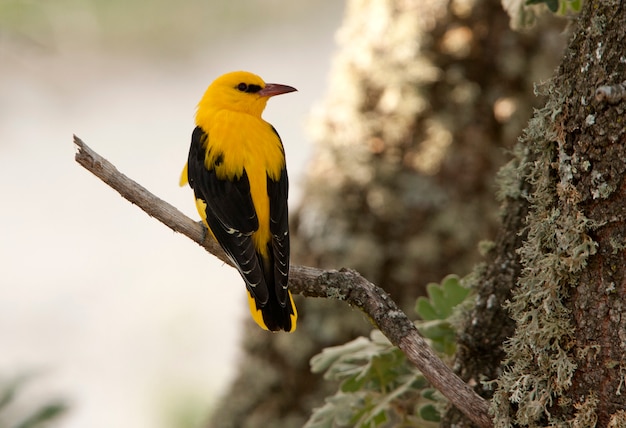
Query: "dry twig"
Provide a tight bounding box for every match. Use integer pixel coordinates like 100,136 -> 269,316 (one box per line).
73,135 -> 493,428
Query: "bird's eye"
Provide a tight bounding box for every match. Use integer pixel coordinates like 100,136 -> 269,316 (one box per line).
237,83 -> 248,92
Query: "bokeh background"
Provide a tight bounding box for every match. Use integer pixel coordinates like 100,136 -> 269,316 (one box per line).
0,1 -> 344,427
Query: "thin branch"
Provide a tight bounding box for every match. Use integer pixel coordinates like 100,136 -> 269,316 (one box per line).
73,135 -> 494,428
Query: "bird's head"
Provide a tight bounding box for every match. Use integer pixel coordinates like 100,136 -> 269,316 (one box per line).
198,71 -> 297,118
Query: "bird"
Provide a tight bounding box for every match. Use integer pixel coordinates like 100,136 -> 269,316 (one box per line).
180,71 -> 298,332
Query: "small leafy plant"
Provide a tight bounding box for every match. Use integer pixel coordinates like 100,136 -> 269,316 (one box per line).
305,275 -> 470,428
415,274 -> 470,356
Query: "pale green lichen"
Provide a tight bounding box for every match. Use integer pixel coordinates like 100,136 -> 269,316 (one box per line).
491,83 -> 598,427
590,169 -> 616,199
569,393 -> 598,428
495,143 -> 529,202
477,240 -> 496,257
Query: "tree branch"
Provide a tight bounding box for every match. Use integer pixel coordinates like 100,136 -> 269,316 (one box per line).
73,135 -> 493,428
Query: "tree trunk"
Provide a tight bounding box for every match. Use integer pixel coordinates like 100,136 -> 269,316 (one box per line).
206,0 -> 565,426
447,0 -> 626,426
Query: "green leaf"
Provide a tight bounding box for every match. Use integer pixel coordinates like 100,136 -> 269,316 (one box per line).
415,297 -> 439,321
341,373 -> 367,393
418,320 -> 457,354
439,275 -> 470,312
305,394 -> 363,428
415,275 -> 469,321
411,375 -> 428,390
310,337 -> 373,375
427,283 -> 447,317
369,410 -> 387,426
421,388 -> 438,401
546,0 -> 560,11
569,0 -> 582,11
418,404 -> 441,422
418,320 -> 454,341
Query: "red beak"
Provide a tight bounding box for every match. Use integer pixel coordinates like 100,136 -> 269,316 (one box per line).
258,83 -> 297,97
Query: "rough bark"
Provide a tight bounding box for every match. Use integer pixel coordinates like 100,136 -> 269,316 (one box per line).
205,0 -> 565,426
448,0 -> 626,426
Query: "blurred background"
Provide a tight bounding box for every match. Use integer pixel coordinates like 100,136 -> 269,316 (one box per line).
0,1 -> 344,427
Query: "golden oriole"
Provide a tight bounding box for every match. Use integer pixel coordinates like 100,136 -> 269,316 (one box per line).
180,71 -> 298,332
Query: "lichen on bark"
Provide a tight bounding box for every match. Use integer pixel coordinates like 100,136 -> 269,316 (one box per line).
487,1 -> 626,426
491,84 -> 593,426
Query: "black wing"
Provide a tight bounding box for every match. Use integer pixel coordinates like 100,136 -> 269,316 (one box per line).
267,165 -> 290,308
186,126 -> 268,304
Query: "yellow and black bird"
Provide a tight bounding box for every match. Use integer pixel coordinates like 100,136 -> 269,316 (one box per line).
180,71 -> 298,332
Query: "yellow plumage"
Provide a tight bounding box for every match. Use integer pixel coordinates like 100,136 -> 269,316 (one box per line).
181,71 -> 297,332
